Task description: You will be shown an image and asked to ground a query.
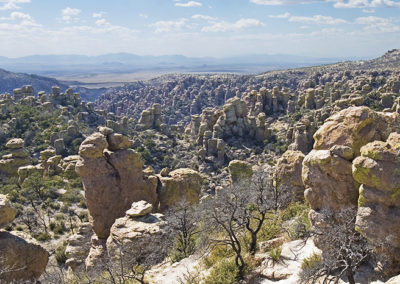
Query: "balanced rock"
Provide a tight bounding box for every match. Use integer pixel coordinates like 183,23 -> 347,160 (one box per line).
75,132 -> 158,238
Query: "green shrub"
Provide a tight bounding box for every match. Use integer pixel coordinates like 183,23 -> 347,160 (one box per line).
55,242 -> 68,264
53,221 -> 66,235
203,245 -> 235,269
269,246 -> 282,263
301,253 -> 322,270
299,253 -> 324,282
35,232 -> 51,241
203,258 -> 239,284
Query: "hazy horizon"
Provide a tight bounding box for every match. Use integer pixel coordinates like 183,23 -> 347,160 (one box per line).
0,0 -> 399,59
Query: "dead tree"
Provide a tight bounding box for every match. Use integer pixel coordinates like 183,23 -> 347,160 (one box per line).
239,165 -> 290,255
300,207 -> 371,284
165,200 -> 201,261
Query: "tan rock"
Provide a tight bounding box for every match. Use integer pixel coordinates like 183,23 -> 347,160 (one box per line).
0,194 -> 17,228
76,132 -> 158,238
126,201 -> 153,217
313,106 -> 400,156
158,168 -> 203,211
6,138 -> 24,149
0,231 -> 49,283
106,202 -> 168,265
275,150 -> 305,202
78,132 -> 108,159
228,160 -> 253,184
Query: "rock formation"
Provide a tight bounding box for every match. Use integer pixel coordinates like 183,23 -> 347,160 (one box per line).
274,150 -> 305,202
352,133 -> 400,273
302,106 -> 400,276
106,201 -> 168,264
0,138 -> 31,182
158,168 -> 203,211
0,194 -> 49,282
0,194 -> 16,228
65,223 -> 93,273
75,129 -> 158,239
137,104 -> 162,130
228,160 -> 253,184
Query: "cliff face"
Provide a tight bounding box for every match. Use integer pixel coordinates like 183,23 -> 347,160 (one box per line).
302,106 -> 400,276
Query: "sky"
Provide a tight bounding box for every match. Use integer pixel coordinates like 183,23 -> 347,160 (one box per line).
0,0 -> 399,58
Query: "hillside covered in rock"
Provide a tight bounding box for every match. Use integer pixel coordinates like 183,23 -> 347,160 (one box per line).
1,49 -> 400,283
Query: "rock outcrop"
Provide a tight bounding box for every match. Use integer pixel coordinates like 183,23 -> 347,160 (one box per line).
136,104 -> 162,130
302,106 -> 400,276
65,223 -> 93,273
352,133 -> 400,273
274,150 -> 305,202
75,130 -> 158,239
158,168 -> 203,211
228,160 -> 253,184
0,194 -> 16,228
0,195 -> 49,282
106,201 -> 168,265
0,138 -> 31,181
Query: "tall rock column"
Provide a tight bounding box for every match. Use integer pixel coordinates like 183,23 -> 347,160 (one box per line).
75,129 -> 158,239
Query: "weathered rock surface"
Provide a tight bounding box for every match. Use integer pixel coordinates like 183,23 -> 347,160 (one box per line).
106,201 -> 168,265
0,231 -> 49,283
158,168 -> 203,211
313,106 -> 400,156
228,160 -> 253,184
352,133 -> 400,273
302,106 -> 400,276
65,222 -> 93,272
274,150 -> 305,202
75,131 -> 158,239
0,194 -> 16,228
0,138 -> 31,181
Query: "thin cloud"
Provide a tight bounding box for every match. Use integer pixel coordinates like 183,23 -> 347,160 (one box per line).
192,14 -> 216,21
202,18 -> 265,32
289,15 -> 347,25
269,12 -> 291,18
175,1 -> 202,7
150,18 -> 188,33
61,7 -> 81,23
0,0 -> 30,11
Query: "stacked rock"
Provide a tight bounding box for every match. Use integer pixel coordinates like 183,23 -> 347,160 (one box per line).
0,138 -> 31,181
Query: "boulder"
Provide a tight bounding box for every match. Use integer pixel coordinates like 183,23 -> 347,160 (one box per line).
106,201 -> 168,265
158,168 -> 203,211
0,231 -> 49,283
228,160 -> 253,184
313,106 -> 400,156
0,194 -> 17,228
5,138 -> 24,149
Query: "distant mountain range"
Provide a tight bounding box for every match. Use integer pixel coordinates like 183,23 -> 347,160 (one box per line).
0,53 -> 362,77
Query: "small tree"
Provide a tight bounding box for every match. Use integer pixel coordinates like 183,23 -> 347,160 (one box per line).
202,187 -> 247,279
239,165 -> 290,255
301,207 -> 371,284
